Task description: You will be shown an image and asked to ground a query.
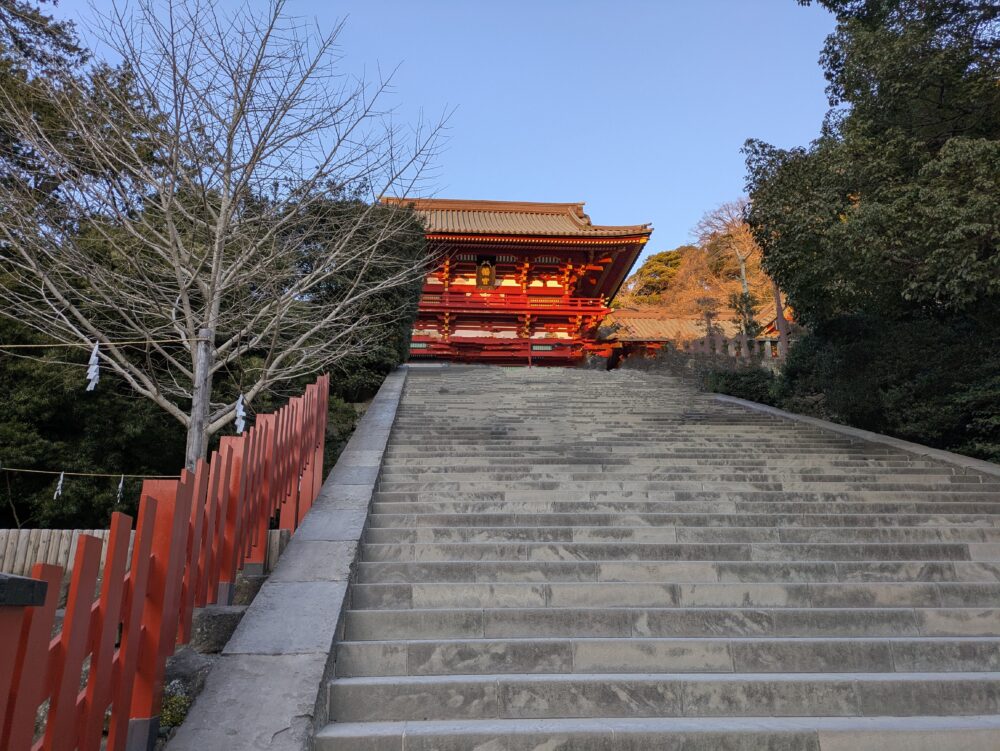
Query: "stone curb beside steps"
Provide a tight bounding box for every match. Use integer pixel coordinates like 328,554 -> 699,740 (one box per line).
714,394 -> 1000,479
166,367 -> 408,751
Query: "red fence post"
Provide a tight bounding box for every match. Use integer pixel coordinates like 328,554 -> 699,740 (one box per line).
106,495 -> 157,751
245,425 -> 269,574
78,512 -> 133,751
178,463 -> 209,644
127,478 -> 190,748
205,445 -> 232,606
43,534 -> 102,751
216,436 -> 247,604
0,601 -> 29,741
2,563 -> 60,751
307,378 -> 329,507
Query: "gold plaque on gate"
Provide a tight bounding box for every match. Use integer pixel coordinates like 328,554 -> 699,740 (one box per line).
476,259 -> 496,289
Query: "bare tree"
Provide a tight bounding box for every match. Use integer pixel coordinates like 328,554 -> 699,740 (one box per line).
0,0 -> 444,468
695,199 -> 759,298
695,198 -> 790,355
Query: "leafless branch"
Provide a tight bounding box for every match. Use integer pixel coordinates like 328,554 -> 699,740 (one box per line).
0,0 -> 444,467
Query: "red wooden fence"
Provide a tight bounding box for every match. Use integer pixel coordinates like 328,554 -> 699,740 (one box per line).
0,375 -> 329,751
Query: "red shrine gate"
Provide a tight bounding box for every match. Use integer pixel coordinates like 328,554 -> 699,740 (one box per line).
382,198 -> 652,365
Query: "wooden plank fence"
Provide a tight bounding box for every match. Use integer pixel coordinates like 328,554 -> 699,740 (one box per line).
0,528 -> 289,579
0,374 -> 329,751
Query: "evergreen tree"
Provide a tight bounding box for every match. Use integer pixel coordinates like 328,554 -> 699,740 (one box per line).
741,0 -> 1000,460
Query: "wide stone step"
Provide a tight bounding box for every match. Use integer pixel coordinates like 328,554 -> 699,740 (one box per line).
348,581 -> 1000,610
376,471 -> 963,484
368,512 -> 1000,529
355,560 -> 1000,585
360,541 -> 986,563
383,448 -> 911,459
326,672 -> 1000,722
342,607 -> 1000,640
374,481 -> 1000,494
370,500 -> 1000,516
316,715 -> 1000,751
364,525 -> 1000,544
334,637 -> 1000,677
372,489 -> 1000,503
380,458 -> 948,469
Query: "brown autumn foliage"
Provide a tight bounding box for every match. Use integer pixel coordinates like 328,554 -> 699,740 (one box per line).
616,199 -> 777,321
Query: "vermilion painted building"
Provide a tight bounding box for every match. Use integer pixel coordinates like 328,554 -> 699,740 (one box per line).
382,197 -> 652,365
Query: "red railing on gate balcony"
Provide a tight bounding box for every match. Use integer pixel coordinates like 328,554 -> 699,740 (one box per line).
0,374 -> 329,751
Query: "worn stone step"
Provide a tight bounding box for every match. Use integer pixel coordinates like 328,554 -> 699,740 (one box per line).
368,512 -> 1000,529
360,541 -> 986,563
372,500 -> 1000,516
348,581 -> 1000,610
333,637 -> 1000,677
376,471 -> 964,484
326,672 -> 1000,722
371,488 -> 1000,503
374,480 -> 1000,494
380,457 -> 949,468
364,525 -> 1000,544
342,607 -> 1000,640
355,560 -> 1000,585
315,715 -> 1000,751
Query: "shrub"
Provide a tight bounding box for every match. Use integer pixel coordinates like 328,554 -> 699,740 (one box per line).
703,367 -> 779,406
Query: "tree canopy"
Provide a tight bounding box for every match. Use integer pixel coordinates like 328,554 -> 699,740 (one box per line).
736,0 -> 1000,461
746,0 -> 1000,327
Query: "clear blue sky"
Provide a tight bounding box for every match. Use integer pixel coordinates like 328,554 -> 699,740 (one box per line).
53,0 -> 835,263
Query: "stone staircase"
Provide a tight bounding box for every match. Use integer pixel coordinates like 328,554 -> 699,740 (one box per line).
316,365 -> 1000,750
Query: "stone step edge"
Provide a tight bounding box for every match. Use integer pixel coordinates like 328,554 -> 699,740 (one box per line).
336,635 -> 1000,646
314,714 -> 1000,748
328,670 -> 1000,687
342,605 -> 1000,621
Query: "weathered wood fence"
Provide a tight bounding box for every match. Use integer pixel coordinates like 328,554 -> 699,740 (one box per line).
0,527 -> 290,579
0,374 -> 329,751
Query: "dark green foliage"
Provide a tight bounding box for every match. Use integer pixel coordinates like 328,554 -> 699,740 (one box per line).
747,0 -> 1000,324
619,248 -> 687,303
289,199 -> 426,403
740,0 -> 1000,463
703,367 -> 779,407
704,315 -> 1000,462
774,317 -> 1000,461
729,291 -> 764,339
0,0 -> 89,196
0,321 -> 186,528
0,0 -> 83,71
324,397 -> 361,469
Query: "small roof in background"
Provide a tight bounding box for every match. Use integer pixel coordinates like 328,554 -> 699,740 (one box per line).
605,309 -> 741,342
381,197 -> 652,239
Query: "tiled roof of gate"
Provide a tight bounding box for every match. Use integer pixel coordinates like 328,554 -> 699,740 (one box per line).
605,310 -> 741,341
380,197 -> 652,238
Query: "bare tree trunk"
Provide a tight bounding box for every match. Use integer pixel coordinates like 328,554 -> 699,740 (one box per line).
771,280 -> 790,357
186,328 -> 215,470
737,254 -> 751,296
